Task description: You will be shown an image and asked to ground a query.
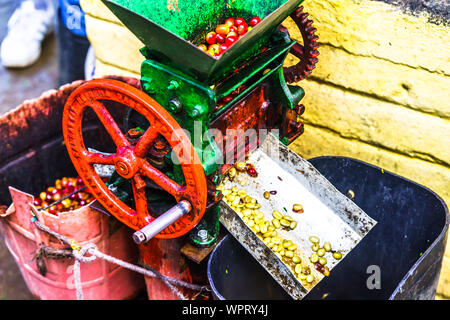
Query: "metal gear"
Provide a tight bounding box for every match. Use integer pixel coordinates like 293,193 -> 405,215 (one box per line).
283,6 -> 320,83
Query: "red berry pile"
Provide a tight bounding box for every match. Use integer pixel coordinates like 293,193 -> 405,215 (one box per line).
33,177 -> 96,215
197,16 -> 261,57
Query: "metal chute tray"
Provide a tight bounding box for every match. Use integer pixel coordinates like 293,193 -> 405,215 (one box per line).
219,134 -> 377,299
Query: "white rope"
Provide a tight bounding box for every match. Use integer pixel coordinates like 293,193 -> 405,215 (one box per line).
72,243 -> 97,300
32,218 -> 210,300
72,243 -> 186,300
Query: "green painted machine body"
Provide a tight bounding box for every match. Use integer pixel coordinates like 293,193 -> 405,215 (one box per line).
138,32 -> 303,178
101,0 -> 309,246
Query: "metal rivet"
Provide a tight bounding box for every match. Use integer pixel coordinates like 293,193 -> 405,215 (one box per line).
167,80 -> 179,91
197,229 -> 208,241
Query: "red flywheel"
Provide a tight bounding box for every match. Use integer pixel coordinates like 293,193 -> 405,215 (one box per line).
62,79 -> 207,239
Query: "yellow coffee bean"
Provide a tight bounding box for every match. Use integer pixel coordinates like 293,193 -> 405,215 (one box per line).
279,249 -> 285,256
238,190 -> 247,196
292,256 -> 301,264
319,257 -> 327,265
306,275 -> 314,283
282,239 -> 291,246
242,217 -> 249,223
323,242 -> 332,252
283,215 -> 293,221
294,264 -> 302,274
226,194 -> 236,202
263,191 -> 270,199
297,273 -> 307,280
256,212 -> 264,220
312,243 -> 320,252
287,244 -> 297,251
235,162 -> 246,171
260,225 -> 268,234
232,197 -> 240,206
285,250 -> 294,258
272,219 -> 281,229
280,219 -> 291,227
310,253 -> 319,263
309,236 -> 320,244
272,210 -> 282,220
317,248 -> 326,257
242,209 -> 252,216
254,225 -> 261,233
271,237 -> 282,244
247,220 -> 255,227
263,231 -> 273,238
289,221 -> 298,230
293,204 -> 304,213
333,251 -> 342,260
323,266 -> 330,277
268,226 -> 275,232
254,218 -> 263,225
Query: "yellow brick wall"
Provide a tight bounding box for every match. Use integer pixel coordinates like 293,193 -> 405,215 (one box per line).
80,0 -> 450,298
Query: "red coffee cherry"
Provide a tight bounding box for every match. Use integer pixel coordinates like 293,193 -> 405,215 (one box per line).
249,16 -> 261,27
206,32 -> 217,45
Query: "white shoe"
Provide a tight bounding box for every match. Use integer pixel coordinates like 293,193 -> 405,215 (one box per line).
84,46 -> 96,80
0,0 -> 55,68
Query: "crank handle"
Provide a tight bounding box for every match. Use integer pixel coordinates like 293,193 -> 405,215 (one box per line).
132,200 -> 192,244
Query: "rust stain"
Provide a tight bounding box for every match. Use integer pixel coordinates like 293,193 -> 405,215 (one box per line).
167,0 -> 180,12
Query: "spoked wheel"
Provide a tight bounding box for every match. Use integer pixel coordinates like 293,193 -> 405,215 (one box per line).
62,79 -> 207,239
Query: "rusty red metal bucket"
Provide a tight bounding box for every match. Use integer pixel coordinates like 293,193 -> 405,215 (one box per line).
0,78 -> 146,300
0,187 -> 145,300
140,238 -> 200,300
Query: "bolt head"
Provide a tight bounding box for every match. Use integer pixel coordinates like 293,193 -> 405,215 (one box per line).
197,229 -> 208,240
142,80 -> 156,94
191,105 -> 206,118
168,98 -> 182,113
133,231 -> 146,244
167,80 -> 179,90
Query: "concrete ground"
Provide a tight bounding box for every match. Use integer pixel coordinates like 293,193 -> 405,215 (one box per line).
0,0 -> 58,300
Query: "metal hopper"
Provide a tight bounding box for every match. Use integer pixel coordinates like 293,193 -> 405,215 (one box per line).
102,0 -> 304,84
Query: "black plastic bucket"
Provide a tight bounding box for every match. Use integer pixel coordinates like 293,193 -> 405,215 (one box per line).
208,157 -> 449,300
